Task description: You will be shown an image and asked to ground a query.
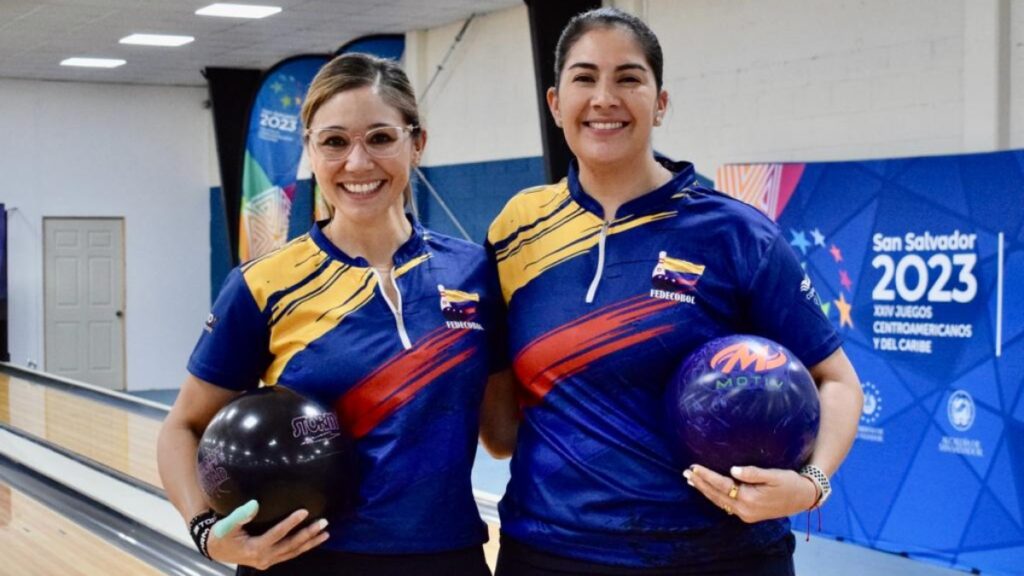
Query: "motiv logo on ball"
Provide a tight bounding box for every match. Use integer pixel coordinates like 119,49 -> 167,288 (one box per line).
938,389 -> 983,458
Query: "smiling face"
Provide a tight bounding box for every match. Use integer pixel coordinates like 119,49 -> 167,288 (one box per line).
547,25 -> 667,171
307,86 -> 423,227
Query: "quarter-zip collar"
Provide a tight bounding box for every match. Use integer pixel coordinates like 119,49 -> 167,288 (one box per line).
310,216 -> 423,350
566,156 -> 697,220
310,214 -> 427,268
568,156 -> 696,304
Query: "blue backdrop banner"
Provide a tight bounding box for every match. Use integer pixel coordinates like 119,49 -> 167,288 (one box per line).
718,150 -> 1024,576
336,34 -> 405,60
239,55 -> 328,261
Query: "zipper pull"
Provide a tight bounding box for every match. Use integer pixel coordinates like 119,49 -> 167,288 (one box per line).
585,221 -> 610,304
370,268 -> 413,350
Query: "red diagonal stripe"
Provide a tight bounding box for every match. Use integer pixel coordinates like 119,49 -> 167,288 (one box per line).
347,349 -> 474,438
514,298 -> 678,406
336,328 -> 471,438
519,325 -> 676,406
541,294 -> 648,337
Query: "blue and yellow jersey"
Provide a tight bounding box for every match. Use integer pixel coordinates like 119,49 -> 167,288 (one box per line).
188,220 -> 502,554
487,158 -> 841,567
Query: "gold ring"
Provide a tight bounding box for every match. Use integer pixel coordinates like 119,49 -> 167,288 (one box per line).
728,484 -> 739,500
723,504 -> 733,515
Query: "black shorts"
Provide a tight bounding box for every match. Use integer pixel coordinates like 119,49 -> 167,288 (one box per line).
236,544 -> 491,576
494,532 -> 795,576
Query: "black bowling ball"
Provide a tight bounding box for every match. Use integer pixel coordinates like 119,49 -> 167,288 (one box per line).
196,386 -> 357,534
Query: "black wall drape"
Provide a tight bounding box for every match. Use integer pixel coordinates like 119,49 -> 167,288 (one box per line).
204,67 -> 263,265
523,0 -> 601,183
1,204 -> 8,362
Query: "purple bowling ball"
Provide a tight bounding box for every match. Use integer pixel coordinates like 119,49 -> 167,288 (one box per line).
666,335 -> 820,474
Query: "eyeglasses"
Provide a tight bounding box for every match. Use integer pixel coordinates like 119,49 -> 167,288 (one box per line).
305,125 -> 418,161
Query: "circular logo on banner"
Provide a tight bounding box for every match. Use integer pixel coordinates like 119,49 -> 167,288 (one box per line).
861,381 -> 883,425
947,390 -> 976,432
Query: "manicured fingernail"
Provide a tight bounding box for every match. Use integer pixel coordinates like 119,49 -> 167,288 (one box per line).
682,470 -> 692,480
686,479 -> 694,487
731,466 -> 741,477
318,519 -> 329,530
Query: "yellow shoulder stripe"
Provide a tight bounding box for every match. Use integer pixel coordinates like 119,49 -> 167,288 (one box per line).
243,235 -> 328,311
244,240 -> 435,385
490,185 -> 603,303
609,211 -> 677,235
263,266 -> 377,385
489,180 -> 679,303
395,253 -> 431,278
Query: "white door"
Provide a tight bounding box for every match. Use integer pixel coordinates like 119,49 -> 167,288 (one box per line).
44,218 -> 126,390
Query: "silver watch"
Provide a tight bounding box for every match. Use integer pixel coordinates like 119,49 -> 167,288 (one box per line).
799,464 -> 832,508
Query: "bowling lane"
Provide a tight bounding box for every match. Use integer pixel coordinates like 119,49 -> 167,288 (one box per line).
0,371 -> 162,489
0,479 -> 167,576
1,366 -> 502,571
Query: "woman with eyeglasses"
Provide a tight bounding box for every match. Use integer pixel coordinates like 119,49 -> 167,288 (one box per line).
480,7 -> 863,576
158,53 -> 499,576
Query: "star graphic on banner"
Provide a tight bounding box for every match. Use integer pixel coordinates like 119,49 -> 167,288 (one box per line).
820,301 -> 832,318
835,293 -> 854,328
281,95 -> 292,108
830,244 -> 843,262
790,229 -> 811,255
270,81 -> 283,93
811,228 -> 826,247
839,270 -> 853,291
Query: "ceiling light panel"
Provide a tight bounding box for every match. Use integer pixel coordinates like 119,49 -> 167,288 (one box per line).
119,34 -> 195,47
195,3 -> 282,19
60,57 -> 126,68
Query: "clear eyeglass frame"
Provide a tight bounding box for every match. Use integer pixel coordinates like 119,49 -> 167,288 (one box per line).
305,124 -> 418,162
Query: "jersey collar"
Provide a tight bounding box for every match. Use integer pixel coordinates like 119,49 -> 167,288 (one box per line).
566,156 -> 697,219
310,214 -> 427,268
